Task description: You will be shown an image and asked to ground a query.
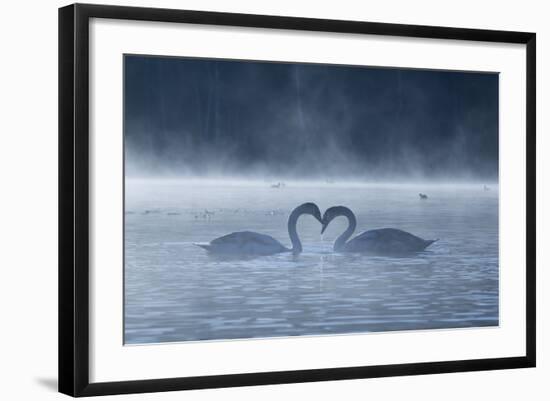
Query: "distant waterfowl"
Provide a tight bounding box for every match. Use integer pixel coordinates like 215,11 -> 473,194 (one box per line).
195,202 -> 322,255
321,206 -> 437,255
484,185 -> 490,191
143,209 -> 161,215
419,193 -> 428,199
266,209 -> 285,216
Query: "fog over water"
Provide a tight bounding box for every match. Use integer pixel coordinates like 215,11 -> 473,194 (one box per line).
125,55 -> 498,181
124,56 -> 499,344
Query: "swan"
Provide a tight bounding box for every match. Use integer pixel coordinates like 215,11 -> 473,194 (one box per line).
195,202 -> 322,255
321,206 -> 437,255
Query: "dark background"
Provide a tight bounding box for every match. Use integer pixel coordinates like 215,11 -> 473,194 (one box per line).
124,55 -> 498,181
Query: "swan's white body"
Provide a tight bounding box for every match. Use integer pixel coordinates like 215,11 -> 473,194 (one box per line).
195,203 -> 322,256
340,228 -> 437,254
322,206 -> 437,255
195,231 -> 289,256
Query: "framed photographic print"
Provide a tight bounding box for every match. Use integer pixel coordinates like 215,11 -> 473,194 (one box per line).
58,3 -> 536,397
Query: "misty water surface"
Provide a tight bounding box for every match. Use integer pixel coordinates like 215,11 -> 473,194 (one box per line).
124,179 -> 498,344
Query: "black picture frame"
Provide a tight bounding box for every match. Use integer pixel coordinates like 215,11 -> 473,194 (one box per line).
59,3 -> 536,397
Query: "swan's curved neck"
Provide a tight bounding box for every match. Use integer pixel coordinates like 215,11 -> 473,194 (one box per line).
288,206 -> 308,254
333,207 -> 357,251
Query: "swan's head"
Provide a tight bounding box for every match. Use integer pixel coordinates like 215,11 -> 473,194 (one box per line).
299,202 -> 322,224
321,207 -> 336,234
321,206 -> 351,234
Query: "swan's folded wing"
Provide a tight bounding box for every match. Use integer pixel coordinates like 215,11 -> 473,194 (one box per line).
348,228 -> 432,254
210,231 -> 276,246
209,231 -> 287,255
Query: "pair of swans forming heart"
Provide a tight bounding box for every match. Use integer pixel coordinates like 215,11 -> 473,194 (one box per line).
194,202 -> 437,256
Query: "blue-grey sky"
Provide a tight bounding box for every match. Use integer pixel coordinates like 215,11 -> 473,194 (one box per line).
124,55 -> 498,181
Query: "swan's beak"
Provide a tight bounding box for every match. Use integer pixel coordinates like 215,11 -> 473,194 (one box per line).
321,223 -> 328,235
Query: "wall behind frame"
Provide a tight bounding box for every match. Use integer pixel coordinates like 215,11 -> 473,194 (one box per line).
0,0 -> 546,400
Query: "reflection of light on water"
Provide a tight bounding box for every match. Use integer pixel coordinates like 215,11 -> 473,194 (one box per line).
319,255 -> 325,292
